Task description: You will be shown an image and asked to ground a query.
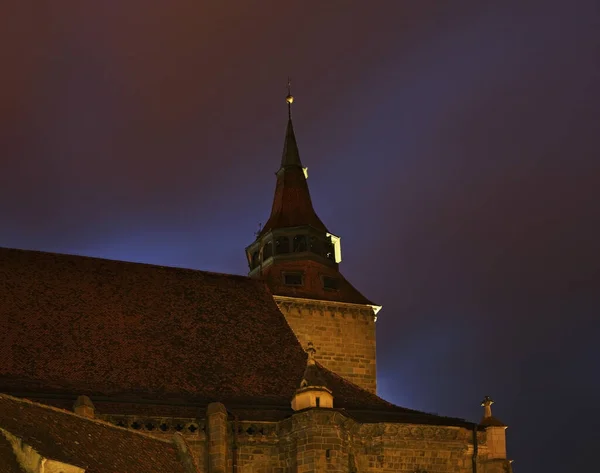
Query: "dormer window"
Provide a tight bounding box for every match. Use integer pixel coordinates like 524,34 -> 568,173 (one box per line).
322,276 -> 339,291
284,272 -> 303,286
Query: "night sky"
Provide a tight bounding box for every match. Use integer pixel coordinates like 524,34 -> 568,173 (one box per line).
2,2 -> 599,471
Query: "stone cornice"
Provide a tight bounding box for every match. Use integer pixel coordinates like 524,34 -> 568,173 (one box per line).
273,295 -> 380,321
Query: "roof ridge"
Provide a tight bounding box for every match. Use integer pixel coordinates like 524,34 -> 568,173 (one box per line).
313,362 -> 396,408
0,246 -> 253,281
0,394 -> 176,445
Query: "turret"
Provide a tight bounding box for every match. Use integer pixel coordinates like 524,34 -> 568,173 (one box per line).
291,342 -> 334,411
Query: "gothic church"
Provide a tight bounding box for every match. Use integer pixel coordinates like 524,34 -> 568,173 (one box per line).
0,92 -> 512,473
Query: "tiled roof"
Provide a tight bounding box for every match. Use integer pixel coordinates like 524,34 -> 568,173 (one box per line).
0,247 -> 469,428
260,165 -> 328,237
0,247 -> 306,405
0,394 -> 188,473
314,363 -> 475,428
259,118 -> 327,237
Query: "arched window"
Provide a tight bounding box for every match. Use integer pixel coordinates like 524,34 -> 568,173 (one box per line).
262,241 -> 273,260
275,236 -> 290,254
293,235 -> 307,252
251,251 -> 259,268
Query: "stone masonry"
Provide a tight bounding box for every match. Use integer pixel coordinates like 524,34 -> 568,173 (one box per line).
274,296 -> 378,394
100,404 -> 512,473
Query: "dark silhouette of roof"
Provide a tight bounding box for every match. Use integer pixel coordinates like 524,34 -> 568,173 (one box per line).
0,394 -> 188,473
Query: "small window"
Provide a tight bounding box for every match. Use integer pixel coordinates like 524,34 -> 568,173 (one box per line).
322,276 -> 339,291
284,273 -> 303,286
316,397 -> 321,407
251,251 -> 259,269
293,234 -> 307,252
262,241 -> 273,260
275,236 -> 290,254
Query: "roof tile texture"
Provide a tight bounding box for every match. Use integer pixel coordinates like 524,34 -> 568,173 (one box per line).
0,394 -> 186,473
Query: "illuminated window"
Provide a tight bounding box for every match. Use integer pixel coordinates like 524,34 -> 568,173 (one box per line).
284,272 -> 303,286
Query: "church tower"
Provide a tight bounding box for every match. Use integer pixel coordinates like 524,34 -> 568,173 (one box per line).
246,85 -> 381,393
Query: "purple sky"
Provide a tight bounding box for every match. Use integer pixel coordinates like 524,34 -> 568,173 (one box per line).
2,2 -> 599,471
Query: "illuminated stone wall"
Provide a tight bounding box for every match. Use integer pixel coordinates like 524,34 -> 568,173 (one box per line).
275,297 -> 377,394
100,405 -> 511,473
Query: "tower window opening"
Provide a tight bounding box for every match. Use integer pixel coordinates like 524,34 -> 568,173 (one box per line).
262,241 -> 273,260
275,236 -> 290,254
293,235 -> 307,252
322,276 -> 339,291
309,236 -> 322,255
284,272 -> 303,286
316,397 -> 321,407
251,251 -> 259,269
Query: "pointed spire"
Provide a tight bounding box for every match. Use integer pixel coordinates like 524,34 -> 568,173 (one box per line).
281,78 -> 303,169
254,81 -> 328,238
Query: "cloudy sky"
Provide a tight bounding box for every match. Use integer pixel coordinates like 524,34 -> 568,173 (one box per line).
2,1 -> 599,471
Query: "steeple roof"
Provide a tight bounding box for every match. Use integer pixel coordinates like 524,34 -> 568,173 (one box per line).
258,91 -> 328,238
281,118 -> 302,168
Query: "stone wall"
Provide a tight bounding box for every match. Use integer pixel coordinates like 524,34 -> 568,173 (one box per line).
275,296 -> 377,393
228,410 -> 509,473
100,406 -> 511,473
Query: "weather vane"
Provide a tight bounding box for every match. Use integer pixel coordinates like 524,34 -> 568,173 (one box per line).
286,77 -> 294,118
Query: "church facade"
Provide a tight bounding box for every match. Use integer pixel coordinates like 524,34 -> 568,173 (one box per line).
0,92 -> 512,473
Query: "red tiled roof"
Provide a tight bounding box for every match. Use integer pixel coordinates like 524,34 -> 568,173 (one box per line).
0,247 -> 468,427
259,165 -> 328,237
0,394 -> 188,473
0,247 -> 306,405
258,118 -> 327,237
